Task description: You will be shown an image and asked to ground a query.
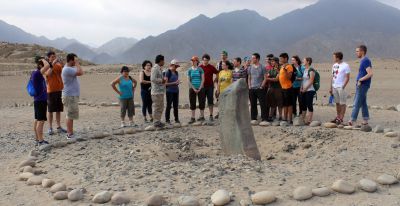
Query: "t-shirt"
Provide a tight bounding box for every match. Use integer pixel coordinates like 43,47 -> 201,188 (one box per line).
292,65 -> 305,89
199,64 -> 218,88
32,68 -> 47,102
279,64 -> 294,90
166,70 -> 179,93
119,76 -> 133,99
247,64 -> 266,89
357,57 -> 372,88
268,69 -> 281,89
187,67 -> 204,89
46,62 -> 64,93
151,64 -> 165,95
233,67 -> 247,82
302,68 -> 315,92
332,62 -> 351,88
218,70 -> 233,93
62,66 -> 80,96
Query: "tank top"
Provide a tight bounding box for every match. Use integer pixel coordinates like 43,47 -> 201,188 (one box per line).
141,71 -> 151,91
302,68 -> 315,92
119,76 -> 133,99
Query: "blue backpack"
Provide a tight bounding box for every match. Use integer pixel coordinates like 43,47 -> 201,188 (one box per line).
26,72 -> 36,97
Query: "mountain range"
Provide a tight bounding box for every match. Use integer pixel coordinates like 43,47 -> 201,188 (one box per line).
1,0 -> 400,64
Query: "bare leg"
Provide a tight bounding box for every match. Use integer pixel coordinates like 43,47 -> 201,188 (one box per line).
307,112 -> 314,123
34,120 -> 38,141
200,110 -> 205,118
56,112 -> 61,128
36,121 -> 45,141
340,105 -> 346,120
288,106 -> 293,122
209,106 -> 213,117
66,119 -> 73,135
191,110 -> 195,119
48,112 -> 53,129
335,103 -> 340,118
278,107 -> 283,119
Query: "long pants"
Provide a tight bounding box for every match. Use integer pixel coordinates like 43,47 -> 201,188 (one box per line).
300,91 -> 315,112
292,87 -> 302,115
165,92 -> 179,122
351,84 -> 370,121
249,88 -> 268,121
141,89 -> 152,116
151,94 -> 164,123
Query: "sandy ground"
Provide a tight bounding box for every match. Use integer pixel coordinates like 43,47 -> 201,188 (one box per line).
0,60 -> 400,206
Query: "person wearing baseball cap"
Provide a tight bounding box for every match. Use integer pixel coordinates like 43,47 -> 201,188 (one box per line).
187,56 -> 206,124
164,59 -> 181,124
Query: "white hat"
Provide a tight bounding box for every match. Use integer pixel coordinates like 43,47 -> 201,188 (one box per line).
170,59 -> 180,67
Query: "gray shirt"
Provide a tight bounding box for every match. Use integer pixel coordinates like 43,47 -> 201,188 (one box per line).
150,64 -> 166,95
247,64 -> 266,89
62,66 -> 80,96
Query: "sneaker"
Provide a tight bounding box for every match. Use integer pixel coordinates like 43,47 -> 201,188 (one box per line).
120,121 -> 126,128
165,120 -> 171,125
48,128 -> 54,135
34,140 -> 39,146
57,127 -> 67,134
154,121 -> 165,128
175,120 -> 181,124
38,140 -> 49,145
188,118 -> 196,124
67,134 -> 75,140
330,117 -> 339,124
129,121 -> 137,127
209,116 -> 214,122
197,117 -> 206,122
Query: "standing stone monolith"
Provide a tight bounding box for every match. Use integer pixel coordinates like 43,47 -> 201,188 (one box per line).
218,79 -> 261,160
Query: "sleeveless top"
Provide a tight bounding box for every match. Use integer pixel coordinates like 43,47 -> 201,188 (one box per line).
141,71 -> 151,91
119,76 -> 133,99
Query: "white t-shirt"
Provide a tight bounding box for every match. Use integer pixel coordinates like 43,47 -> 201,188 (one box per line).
332,62 -> 351,88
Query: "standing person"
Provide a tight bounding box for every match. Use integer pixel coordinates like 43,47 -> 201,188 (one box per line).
139,60 -> 153,123
110,66 -> 137,128
349,45 -> 373,126
278,53 -> 294,124
329,52 -> 351,124
45,51 -> 67,135
187,56 -> 205,124
151,55 -> 166,128
199,54 -> 218,121
61,53 -> 83,139
216,61 -> 233,97
247,53 -> 268,124
291,55 -> 304,117
164,59 -> 181,124
216,50 -> 232,71
300,57 -> 316,124
32,57 -> 51,145
265,54 -> 274,71
266,57 -> 283,121
232,57 -> 247,82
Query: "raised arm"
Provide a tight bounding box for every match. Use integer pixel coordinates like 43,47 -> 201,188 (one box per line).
40,59 -> 50,75
75,60 -> 84,76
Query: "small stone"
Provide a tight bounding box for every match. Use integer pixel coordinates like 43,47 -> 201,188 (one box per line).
54,191 -> 68,200
22,166 -> 34,173
239,198 -> 252,206
27,176 -> 44,185
373,125 -> 384,133
344,126 -> 353,130
384,128 -> 394,133
250,191 -> 276,205
42,179 -> 55,188
293,186 -> 313,201
359,179 -> 377,192
145,125 -> 156,131
18,159 -> 36,168
312,187 -> 331,197
146,194 -> 166,206
324,122 -> 337,128
111,192 -> 131,205
293,117 -> 305,126
271,121 -> 280,126
93,191 -> 113,204
91,132 -> 110,139
113,129 -> 125,135
50,183 -> 67,193
18,172 -> 34,181
280,121 -> 289,127
376,174 -> 399,185
250,120 -> 258,126
385,132 -> 398,138
177,196 -> 200,206
309,121 -> 321,127
259,121 -> 271,127
211,189 -> 231,206
68,188 -> 84,201
38,144 -> 52,152
331,180 -> 355,194
360,125 -> 372,132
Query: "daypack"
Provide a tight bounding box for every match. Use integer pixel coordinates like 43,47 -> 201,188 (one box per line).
290,64 -> 297,82
308,68 -> 320,92
26,72 -> 36,97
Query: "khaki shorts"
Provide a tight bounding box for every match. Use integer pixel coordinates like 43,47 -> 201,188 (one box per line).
62,96 -> 79,120
333,87 -> 347,105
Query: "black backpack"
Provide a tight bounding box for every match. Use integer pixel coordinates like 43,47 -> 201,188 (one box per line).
290,64 -> 297,82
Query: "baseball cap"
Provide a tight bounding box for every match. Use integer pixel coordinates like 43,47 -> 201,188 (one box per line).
170,59 -> 180,67
191,56 -> 199,62
221,50 -> 228,56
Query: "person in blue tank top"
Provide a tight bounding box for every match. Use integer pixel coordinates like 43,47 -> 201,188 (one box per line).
111,66 -> 137,128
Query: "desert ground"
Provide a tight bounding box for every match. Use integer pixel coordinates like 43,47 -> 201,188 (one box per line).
0,58 -> 399,206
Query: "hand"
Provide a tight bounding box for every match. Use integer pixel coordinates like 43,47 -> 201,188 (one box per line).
329,89 -> 333,95
175,80 -> 180,85
215,90 -> 220,98
75,60 -> 80,66
357,81 -> 362,87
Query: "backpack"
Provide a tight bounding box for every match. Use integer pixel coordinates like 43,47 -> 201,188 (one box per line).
288,64 -> 297,82
26,72 -> 36,97
308,68 -> 320,91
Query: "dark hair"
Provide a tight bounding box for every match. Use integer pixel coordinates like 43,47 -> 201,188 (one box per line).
155,55 -> 164,64
66,53 -> 77,63
252,53 -> 260,60
37,60 -> 44,69
142,60 -> 152,70
266,54 -> 274,58
202,54 -> 210,60
279,53 -> 289,60
333,52 -> 343,60
234,57 -> 242,64
358,45 -> 367,54
292,55 -> 302,65
47,51 -> 56,58
120,66 -> 130,73
305,57 -> 313,65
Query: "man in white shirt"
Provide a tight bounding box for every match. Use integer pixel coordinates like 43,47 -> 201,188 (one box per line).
329,52 -> 350,124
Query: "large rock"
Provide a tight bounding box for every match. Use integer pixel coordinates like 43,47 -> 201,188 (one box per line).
309,121 -> 321,127
111,192 -> 131,205
18,159 -> 36,168
376,174 -> 398,185
359,179 -> 377,192
211,189 -> 231,206
251,191 -> 276,205
27,176 -> 44,185
385,132 -> 398,138
323,122 -> 337,128
68,189 -> 84,201
50,183 -> 67,193
312,187 -> 331,197
93,191 -> 113,204
177,196 -> 200,206
218,79 -> 261,160
331,180 -> 355,194
384,128 -> 394,133
22,166 -> 34,173
293,186 -> 313,201
396,104 -> 400,112
373,125 -> 384,133
42,179 -> 55,188
360,125 -> 372,132
146,194 -> 166,206
54,191 -> 68,200
18,172 -> 34,181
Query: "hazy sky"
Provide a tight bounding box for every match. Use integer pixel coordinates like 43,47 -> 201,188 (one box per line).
1,0 -> 399,46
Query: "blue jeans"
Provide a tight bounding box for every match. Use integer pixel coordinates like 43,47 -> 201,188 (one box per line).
351,84 -> 369,122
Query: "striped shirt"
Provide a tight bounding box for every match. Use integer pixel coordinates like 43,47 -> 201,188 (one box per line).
233,67 -> 247,82
187,67 -> 204,89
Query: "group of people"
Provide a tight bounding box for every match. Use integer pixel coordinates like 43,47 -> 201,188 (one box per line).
30,45 -> 373,144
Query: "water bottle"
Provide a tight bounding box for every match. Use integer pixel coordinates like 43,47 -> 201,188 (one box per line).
329,95 -> 334,105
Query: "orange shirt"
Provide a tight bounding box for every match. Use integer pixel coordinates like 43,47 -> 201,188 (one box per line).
46,62 -> 64,93
279,64 -> 293,89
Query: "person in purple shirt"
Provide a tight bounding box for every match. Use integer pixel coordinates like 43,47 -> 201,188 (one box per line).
348,45 -> 373,126
32,56 -> 51,145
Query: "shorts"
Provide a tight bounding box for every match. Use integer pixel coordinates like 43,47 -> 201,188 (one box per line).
62,96 -> 79,120
282,89 -> 293,107
189,88 -> 206,110
333,87 -> 347,105
34,101 -> 47,121
204,86 -> 214,106
120,98 -> 135,118
267,88 -> 283,108
47,91 -> 64,113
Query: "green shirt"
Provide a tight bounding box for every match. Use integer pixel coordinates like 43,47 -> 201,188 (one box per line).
268,69 -> 281,89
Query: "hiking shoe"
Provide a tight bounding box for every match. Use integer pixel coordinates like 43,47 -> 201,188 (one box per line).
38,140 -> 49,145
129,121 -> 137,127
57,127 -> 67,134
154,122 -> 165,128
188,118 -> 196,124
48,128 -> 54,135
120,121 -> 126,128
209,116 -> 214,122
197,117 -> 206,122
67,134 -> 75,140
